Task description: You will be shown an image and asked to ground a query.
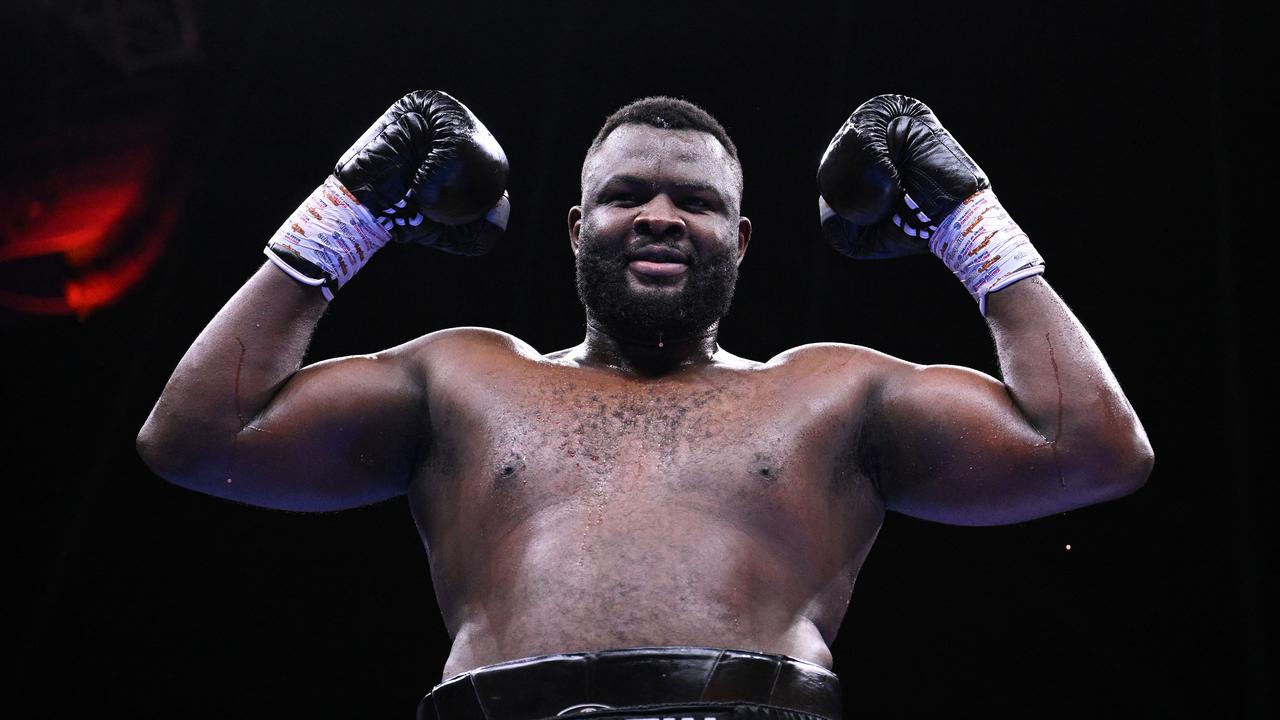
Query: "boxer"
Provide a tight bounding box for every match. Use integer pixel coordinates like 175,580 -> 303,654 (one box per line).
137,90 -> 1153,720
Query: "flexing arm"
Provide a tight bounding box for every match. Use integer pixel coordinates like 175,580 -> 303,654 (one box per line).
137,90 -> 509,511
136,264 -> 425,511
820,95 -> 1151,525
867,277 -> 1151,525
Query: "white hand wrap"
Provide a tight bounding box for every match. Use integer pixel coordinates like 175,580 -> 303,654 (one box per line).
927,188 -> 1045,315
264,176 -> 393,301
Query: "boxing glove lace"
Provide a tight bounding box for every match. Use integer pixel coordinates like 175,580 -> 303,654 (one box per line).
817,95 -> 1043,315
265,90 -> 510,301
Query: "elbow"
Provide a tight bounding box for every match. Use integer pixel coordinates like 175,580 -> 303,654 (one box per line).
1077,429 -> 1154,501
1118,424 -> 1155,490
1130,432 -> 1156,487
136,420 -> 180,481
136,416 -> 208,487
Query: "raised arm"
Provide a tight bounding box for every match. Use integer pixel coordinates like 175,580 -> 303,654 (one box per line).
818,95 -> 1151,525
137,90 -> 510,511
136,263 -> 427,511
865,277 -> 1151,525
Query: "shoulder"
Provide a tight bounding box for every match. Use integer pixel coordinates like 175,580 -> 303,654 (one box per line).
767,343 -> 948,408
756,343 -> 922,411
779,344 -> 1002,426
765,342 -> 914,375
381,326 -> 542,374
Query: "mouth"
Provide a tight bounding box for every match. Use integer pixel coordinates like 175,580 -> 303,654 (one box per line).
626,245 -> 690,278
628,259 -> 688,277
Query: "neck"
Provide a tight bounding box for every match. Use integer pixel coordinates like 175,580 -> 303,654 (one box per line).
579,317 -> 721,376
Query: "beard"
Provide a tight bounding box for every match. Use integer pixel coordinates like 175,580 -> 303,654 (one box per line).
575,224 -> 740,343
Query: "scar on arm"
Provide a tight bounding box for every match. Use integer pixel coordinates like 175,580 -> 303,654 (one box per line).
229,343 -> 271,433
1045,332 -> 1066,489
234,337 -> 247,429
221,337 -> 251,485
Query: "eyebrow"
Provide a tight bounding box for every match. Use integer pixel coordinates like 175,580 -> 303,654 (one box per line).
598,175 -> 725,197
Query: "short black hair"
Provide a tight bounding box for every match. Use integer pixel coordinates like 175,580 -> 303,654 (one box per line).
581,96 -> 743,204
587,96 -> 740,160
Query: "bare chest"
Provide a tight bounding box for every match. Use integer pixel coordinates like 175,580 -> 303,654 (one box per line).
413,361 -> 876,559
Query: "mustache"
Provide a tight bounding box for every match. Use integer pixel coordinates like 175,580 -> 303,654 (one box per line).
623,239 -> 696,265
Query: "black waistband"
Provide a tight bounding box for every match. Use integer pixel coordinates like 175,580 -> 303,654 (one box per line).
417,647 -> 842,720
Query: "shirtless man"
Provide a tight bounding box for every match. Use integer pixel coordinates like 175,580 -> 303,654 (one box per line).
137,90 -> 1153,720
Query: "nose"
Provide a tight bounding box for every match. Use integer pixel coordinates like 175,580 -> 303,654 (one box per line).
633,194 -> 685,238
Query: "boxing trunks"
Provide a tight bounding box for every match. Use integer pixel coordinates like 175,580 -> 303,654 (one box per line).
417,647 -> 842,720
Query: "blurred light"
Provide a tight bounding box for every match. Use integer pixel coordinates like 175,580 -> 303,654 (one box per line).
1,117 -> 180,319
0,147 -> 150,265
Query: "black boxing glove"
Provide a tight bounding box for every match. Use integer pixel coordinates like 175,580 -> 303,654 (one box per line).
265,90 -> 510,300
817,94 -> 1043,315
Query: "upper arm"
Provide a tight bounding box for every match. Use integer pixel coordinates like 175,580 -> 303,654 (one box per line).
183,334 -> 437,512
864,358 -> 1122,526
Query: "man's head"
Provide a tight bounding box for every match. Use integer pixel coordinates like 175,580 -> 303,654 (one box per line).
569,97 -> 751,345
579,97 -> 744,210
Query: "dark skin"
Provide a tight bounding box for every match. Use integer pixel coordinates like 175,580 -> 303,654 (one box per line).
138,124 -> 1153,681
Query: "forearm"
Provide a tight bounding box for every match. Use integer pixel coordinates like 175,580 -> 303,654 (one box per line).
137,262 -> 326,473
984,276 -> 1153,484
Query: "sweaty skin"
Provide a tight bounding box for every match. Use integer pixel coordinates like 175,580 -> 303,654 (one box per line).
413,331 -> 881,677
137,123 -> 1152,683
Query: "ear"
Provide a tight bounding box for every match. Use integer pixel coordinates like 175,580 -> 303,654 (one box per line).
568,206 -> 583,256
735,216 -> 752,265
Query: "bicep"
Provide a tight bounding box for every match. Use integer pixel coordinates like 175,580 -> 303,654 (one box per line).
218,343 -> 427,511
868,362 -> 1076,526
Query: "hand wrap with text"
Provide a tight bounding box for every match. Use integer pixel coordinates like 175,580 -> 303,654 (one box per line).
264,89 -> 510,300
817,94 -> 1043,314
265,176 -> 392,301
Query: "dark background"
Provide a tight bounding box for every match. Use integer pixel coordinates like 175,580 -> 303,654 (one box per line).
5,1 -> 1274,717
